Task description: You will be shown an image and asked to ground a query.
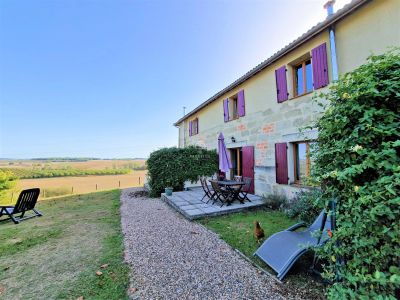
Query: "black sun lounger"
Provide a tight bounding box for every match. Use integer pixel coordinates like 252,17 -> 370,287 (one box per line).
0,188 -> 42,224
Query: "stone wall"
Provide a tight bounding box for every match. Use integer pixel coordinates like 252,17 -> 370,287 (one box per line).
184,92 -> 323,199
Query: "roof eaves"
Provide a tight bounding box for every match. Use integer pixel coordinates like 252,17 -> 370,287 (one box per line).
173,0 -> 370,126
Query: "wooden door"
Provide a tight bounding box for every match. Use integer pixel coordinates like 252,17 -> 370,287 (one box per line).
242,146 -> 254,194
275,143 -> 288,184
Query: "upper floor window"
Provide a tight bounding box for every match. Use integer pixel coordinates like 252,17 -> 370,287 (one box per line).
293,59 -> 313,97
275,42 -> 329,103
228,95 -> 239,121
189,118 -> 199,136
223,89 -> 245,122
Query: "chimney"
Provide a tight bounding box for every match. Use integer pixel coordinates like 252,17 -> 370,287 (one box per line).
324,0 -> 336,16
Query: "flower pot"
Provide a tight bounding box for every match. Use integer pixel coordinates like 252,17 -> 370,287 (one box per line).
165,187 -> 173,196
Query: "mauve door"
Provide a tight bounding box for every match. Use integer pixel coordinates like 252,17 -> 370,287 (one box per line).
275,143 -> 288,184
242,146 -> 254,194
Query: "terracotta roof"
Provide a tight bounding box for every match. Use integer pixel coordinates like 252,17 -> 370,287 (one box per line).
174,0 -> 370,126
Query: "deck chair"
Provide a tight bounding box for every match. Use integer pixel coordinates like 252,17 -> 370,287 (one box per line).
0,188 -> 42,224
200,177 -> 215,204
210,181 -> 232,207
254,209 -> 332,280
239,177 -> 252,202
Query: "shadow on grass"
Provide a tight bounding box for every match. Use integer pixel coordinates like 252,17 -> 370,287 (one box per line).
0,190 -> 129,300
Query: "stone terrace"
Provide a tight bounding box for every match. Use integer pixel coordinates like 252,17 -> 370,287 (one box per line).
161,187 -> 265,220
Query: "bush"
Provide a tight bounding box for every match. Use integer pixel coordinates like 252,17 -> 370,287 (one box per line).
263,193 -> 287,210
286,189 -> 322,225
312,49 -> 400,299
147,146 -> 218,197
0,169 -> 17,205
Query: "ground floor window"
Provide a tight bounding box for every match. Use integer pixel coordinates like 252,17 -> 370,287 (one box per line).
293,141 -> 315,184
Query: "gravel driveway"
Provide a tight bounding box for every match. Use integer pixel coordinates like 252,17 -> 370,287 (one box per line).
120,188 -> 288,299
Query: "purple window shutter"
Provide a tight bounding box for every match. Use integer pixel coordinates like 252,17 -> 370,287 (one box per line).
237,90 -> 245,117
242,146 -> 254,193
275,143 -> 288,184
275,66 -> 288,103
312,43 -> 329,89
189,121 -> 192,136
223,99 -> 229,122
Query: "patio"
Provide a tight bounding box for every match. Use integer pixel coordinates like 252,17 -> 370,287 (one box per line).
161,187 -> 265,220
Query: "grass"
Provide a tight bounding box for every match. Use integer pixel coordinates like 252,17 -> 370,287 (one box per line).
0,190 -> 129,299
199,209 -> 326,299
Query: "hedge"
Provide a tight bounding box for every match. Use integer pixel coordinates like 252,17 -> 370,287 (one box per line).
312,49 -> 400,299
147,146 -> 218,197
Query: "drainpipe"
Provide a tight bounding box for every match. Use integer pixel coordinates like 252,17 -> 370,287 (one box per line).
324,0 -> 339,81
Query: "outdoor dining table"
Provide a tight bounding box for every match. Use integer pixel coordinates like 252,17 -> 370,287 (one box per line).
210,180 -> 245,204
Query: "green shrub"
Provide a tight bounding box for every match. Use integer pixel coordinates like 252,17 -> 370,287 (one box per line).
147,146 -> 218,197
263,193 -> 287,210
286,189 -> 322,225
312,49 -> 400,299
0,169 -> 17,205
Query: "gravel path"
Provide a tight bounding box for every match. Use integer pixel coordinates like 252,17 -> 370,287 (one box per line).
120,188 -> 288,299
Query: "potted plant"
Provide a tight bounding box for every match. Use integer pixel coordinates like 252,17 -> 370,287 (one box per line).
164,179 -> 173,196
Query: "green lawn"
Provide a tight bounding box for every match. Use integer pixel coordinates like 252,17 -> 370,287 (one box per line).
199,209 -> 326,299
0,190 -> 129,300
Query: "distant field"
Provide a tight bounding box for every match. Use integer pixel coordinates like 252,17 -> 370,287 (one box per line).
15,171 -> 147,201
0,159 -> 147,203
0,159 -> 146,170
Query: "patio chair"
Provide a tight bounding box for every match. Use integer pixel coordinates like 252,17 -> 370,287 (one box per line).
200,177 -> 215,204
253,208 -> 332,280
239,177 -> 252,202
0,188 -> 42,224
210,181 -> 232,207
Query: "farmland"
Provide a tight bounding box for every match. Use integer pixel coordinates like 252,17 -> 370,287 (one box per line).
0,158 -> 147,202
17,172 -> 146,200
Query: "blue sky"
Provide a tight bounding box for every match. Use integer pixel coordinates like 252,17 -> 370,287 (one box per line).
0,0 -> 349,159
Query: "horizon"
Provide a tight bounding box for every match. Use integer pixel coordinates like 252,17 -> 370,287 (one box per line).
0,0 -> 351,159
0,157 -> 147,160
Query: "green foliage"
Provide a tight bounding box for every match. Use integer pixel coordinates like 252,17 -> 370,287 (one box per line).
0,169 -> 17,204
0,167 -> 131,179
286,189 -> 322,225
312,49 -> 400,299
263,193 -> 288,210
147,146 -> 218,197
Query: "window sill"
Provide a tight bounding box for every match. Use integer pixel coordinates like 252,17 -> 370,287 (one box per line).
226,116 -> 240,122
290,91 -> 314,100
